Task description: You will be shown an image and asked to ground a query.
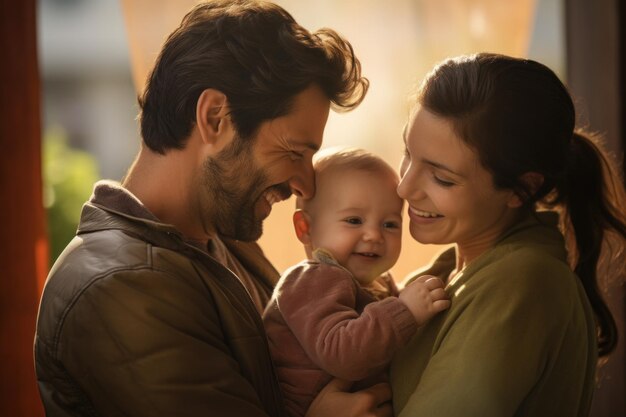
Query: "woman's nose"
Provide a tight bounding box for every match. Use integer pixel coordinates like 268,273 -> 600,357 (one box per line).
397,174 -> 411,200
397,166 -> 422,201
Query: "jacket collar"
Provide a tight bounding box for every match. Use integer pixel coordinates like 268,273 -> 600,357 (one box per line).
77,180 -> 280,288
77,180 -> 185,247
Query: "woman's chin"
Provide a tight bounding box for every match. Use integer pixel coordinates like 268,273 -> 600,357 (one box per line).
409,228 -> 442,245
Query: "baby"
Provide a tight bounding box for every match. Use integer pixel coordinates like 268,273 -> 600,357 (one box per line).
262,148 -> 449,417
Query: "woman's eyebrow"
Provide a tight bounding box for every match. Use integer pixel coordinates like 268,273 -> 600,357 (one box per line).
422,158 -> 465,178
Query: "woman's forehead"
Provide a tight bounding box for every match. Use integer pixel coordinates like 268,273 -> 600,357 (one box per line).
407,107 -> 479,173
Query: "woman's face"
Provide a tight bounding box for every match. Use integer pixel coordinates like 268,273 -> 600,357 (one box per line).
397,105 -> 520,259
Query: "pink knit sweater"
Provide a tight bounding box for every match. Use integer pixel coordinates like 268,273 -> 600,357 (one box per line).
262,256 -> 417,417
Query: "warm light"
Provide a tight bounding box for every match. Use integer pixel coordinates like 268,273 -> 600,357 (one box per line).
121,0 -> 538,281
469,7 -> 487,38
120,0 -> 199,93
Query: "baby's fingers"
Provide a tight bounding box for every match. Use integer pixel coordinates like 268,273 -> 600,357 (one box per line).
424,276 -> 445,290
432,298 -> 451,312
413,274 -> 438,284
429,287 -> 448,301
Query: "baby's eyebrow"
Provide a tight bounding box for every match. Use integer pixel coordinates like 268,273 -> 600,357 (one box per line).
337,207 -> 365,213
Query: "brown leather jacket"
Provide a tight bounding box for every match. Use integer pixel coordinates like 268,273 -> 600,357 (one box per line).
35,183 -> 285,416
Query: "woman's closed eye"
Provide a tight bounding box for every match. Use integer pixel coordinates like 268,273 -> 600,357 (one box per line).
433,173 -> 456,187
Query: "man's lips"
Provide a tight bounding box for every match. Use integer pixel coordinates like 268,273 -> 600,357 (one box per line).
264,189 -> 282,205
262,183 -> 292,206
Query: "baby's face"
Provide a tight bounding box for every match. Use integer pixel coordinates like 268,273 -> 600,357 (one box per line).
307,169 -> 403,285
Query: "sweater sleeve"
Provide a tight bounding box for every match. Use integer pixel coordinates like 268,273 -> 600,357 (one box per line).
276,263 -> 417,381
396,256 -> 581,417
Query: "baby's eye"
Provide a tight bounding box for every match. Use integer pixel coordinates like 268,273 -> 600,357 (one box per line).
383,221 -> 400,229
344,217 -> 362,225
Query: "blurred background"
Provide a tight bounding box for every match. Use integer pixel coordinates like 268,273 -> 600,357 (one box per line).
39,0 -> 564,278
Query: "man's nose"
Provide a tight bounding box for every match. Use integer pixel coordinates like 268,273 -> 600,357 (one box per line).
289,170 -> 315,199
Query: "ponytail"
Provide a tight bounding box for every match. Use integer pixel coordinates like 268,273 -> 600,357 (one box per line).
417,53 -> 625,358
557,131 -> 626,357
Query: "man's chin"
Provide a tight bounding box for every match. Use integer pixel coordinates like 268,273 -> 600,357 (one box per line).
237,228 -> 263,242
219,220 -> 263,242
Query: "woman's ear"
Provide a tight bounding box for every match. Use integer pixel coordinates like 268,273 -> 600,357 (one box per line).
507,172 -> 545,208
293,210 -> 312,244
196,88 -> 234,152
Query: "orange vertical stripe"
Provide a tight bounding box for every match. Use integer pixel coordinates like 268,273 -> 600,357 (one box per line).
0,0 -> 47,415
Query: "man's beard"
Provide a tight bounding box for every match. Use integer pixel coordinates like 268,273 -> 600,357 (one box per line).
202,137 -> 289,241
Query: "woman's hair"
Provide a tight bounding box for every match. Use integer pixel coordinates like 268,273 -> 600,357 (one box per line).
418,52 -> 626,357
139,0 -> 369,154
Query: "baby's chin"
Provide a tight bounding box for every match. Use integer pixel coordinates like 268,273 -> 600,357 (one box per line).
352,273 -> 382,286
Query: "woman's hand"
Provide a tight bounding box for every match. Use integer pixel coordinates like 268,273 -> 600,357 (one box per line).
305,378 -> 392,417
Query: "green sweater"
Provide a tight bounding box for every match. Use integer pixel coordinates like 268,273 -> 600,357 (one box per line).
391,212 -> 597,417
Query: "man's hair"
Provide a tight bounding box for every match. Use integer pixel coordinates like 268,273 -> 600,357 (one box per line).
296,147 -> 398,211
139,0 -> 369,154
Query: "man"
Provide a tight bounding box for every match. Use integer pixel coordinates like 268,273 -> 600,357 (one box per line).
35,1 -> 391,416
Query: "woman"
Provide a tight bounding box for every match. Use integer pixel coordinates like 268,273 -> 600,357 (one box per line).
391,53 -> 626,416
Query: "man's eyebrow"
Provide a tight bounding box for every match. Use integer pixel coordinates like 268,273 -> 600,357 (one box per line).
292,137 -> 320,152
422,158 -> 464,177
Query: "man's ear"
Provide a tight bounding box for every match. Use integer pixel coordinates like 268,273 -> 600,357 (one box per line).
507,172 -> 544,208
293,210 -> 312,244
196,88 -> 234,152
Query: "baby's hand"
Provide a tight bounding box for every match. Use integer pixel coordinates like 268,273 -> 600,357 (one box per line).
398,275 -> 450,325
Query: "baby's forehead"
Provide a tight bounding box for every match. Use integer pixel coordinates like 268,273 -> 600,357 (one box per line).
316,164 -> 399,184
297,150 -> 401,212
310,167 -> 402,207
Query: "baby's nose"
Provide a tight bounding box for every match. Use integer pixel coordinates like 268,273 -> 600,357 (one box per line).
363,227 -> 383,242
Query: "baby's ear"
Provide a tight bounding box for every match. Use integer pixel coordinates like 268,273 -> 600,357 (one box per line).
293,210 -> 311,244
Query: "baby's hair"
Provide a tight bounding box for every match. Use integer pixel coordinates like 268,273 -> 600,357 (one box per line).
296,147 -> 398,211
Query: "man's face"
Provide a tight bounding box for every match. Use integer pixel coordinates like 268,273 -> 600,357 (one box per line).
202,85 -> 330,241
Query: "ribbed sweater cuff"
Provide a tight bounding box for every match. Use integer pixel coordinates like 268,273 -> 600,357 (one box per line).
377,297 -> 418,344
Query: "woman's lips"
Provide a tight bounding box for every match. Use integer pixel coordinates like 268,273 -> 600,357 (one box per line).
408,206 -> 443,223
